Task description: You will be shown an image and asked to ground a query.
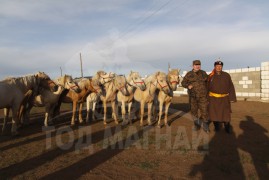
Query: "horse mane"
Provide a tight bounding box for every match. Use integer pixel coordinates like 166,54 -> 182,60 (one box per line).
3,74 -> 37,87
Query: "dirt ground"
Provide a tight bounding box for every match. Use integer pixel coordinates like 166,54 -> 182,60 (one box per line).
0,96 -> 269,180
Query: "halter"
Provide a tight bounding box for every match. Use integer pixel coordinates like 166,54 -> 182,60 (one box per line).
100,72 -> 114,84
170,80 -> 179,84
157,79 -> 168,90
89,81 -> 101,93
132,78 -> 145,87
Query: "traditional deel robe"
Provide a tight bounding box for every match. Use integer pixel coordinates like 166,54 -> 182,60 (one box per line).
208,71 -> 236,122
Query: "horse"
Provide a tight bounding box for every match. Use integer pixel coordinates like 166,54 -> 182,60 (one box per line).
155,68 -> 180,127
22,75 -> 80,126
59,77 -> 102,125
116,71 -> 146,125
134,71 -> 170,126
84,70 -> 116,122
100,75 -> 128,125
0,72 -> 56,135
92,70 -> 116,85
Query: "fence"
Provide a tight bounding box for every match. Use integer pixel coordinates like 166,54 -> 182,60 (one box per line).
175,61 -> 269,102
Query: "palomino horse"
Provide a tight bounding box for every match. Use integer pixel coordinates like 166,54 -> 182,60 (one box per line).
59,78 -> 102,125
134,71 -> 170,126
22,75 -> 80,126
100,75 -> 128,125
0,72 -> 56,135
155,68 -> 180,127
117,71 -> 146,125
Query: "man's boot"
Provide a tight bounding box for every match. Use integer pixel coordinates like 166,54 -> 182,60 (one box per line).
224,122 -> 232,134
213,122 -> 220,132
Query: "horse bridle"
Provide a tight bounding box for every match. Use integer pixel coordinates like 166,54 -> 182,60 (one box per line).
89,81 -> 101,93
100,72 -> 114,84
132,78 -> 145,87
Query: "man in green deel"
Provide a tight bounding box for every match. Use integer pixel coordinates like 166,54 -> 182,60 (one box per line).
181,60 -> 209,133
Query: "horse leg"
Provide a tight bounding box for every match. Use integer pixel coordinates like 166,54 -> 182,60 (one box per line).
103,101 -> 107,125
71,101 -> 77,125
44,105 -> 50,126
2,108 -> 10,135
92,101 -> 96,121
79,102 -> 84,124
111,101 -> 119,124
128,102 -> 132,124
147,102 -> 153,126
121,101 -> 128,126
140,101 -> 145,127
86,98 -> 90,123
11,106 -> 19,136
157,100 -> 164,128
164,102 -> 171,126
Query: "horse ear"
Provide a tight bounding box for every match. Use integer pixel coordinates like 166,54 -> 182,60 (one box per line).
178,69 -> 181,73
155,71 -> 160,76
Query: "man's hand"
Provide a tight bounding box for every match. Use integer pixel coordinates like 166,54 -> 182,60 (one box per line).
188,85 -> 193,89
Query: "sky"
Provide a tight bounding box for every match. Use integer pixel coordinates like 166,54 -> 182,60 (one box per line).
1,0 -> 269,79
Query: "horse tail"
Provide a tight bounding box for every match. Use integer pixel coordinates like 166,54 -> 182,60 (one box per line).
18,89 -> 33,122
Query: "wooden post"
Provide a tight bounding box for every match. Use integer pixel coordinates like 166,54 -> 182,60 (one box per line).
80,53 -> 84,78
60,67 -> 62,76
168,62 -> 171,71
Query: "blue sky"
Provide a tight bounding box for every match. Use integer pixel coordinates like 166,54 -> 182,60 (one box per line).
1,0 -> 269,79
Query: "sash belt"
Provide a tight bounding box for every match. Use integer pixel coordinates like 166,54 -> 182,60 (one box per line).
209,91 -> 229,98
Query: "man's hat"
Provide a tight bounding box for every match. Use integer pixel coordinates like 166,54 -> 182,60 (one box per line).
193,60 -> 201,65
214,60 -> 223,66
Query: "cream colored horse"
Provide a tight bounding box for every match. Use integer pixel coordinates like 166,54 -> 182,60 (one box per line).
22,75 -> 80,126
134,71 -> 170,126
117,71 -> 146,125
0,72 -> 55,135
155,68 -> 180,127
101,75 -> 128,125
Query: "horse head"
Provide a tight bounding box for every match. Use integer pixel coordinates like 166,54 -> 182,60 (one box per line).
35,71 -> 57,92
62,75 -> 81,93
114,75 -> 128,96
127,71 -> 146,91
168,68 -> 180,91
155,71 -> 170,94
95,70 -> 115,84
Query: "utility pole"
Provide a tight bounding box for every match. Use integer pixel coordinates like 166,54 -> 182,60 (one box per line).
60,67 -> 62,76
80,52 -> 84,78
168,62 -> 171,71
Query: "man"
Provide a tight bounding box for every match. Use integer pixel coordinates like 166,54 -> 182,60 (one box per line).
181,60 -> 209,133
208,60 -> 236,133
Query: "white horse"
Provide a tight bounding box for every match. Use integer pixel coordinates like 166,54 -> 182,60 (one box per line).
0,72 -> 55,135
117,71 -> 146,125
85,71 -> 115,122
22,75 -> 80,126
134,71 -> 170,126
100,75 -> 128,125
155,68 -> 180,127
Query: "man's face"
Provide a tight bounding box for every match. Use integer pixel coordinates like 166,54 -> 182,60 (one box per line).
215,65 -> 223,72
193,64 -> 201,72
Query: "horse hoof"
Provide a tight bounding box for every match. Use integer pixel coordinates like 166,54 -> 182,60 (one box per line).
157,124 -> 161,128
